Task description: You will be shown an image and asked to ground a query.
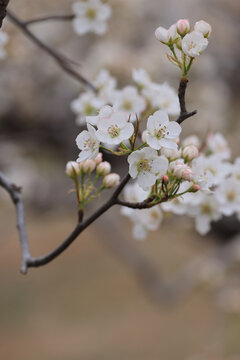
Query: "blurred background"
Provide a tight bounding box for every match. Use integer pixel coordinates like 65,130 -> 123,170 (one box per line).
0,0 -> 240,359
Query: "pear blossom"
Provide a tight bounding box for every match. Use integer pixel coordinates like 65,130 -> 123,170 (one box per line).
0,31 -> 8,59
113,86 -> 146,122
188,193 -> 222,235
182,145 -> 199,161
86,105 -> 114,127
132,68 -> 152,89
182,30 -> 208,57
97,161 -> 111,176
95,110 -> 134,145
176,19 -> 191,36
71,92 -> 105,125
72,0 -> 112,36
194,20 -> 212,38
76,124 -> 100,162
142,82 -> 180,116
94,69 -> 117,102
155,24 -> 179,44
146,110 -> 182,150
206,132 -> 231,160
215,179 -> 240,216
128,147 -> 168,190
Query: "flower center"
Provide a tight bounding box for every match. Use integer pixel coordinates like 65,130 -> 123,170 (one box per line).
84,138 -> 96,150
154,125 -> 167,140
201,203 -> 212,215
84,103 -> 95,115
227,191 -> 236,202
188,41 -> 196,50
108,125 -> 120,138
137,159 -> 151,173
86,8 -> 97,20
122,100 -> 133,111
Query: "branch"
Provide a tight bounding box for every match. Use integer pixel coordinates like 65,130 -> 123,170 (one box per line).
0,0 -> 9,28
176,78 -> 197,124
24,14 -> 75,26
6,10 -> 97,93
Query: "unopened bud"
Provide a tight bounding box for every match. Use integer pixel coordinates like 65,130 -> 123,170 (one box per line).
155,26 -> 169,43
141,130 -> 147,143
97,161 -> 111,176
66,161 -> 81,177
194,20 -> 212,38
162,175 -> 169,184
103,173 -> 120,188
81,159 -> 96,173
182,145 -> 199,161
161,147 -> 181,161
191,184 -> 200,192
182,168 -> 194,181
95,152 -> 103,165
176,19 -> 190,36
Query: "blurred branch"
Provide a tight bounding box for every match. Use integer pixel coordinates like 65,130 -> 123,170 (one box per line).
7,10 -> 97,93
176,78 -> 197,124
0,0 -> 9,28
24,14 -> 75,26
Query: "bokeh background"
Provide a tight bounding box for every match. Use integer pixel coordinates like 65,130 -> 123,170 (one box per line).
0,0 -> 240,359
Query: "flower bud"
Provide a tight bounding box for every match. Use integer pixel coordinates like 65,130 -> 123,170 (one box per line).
66,161 -> 81,177
182,135 -> 200,148
194,20 -> 212,38
162,175 -> 169,184
172,162 -> 193,181
161,147 -> 181,161
141,130 -> 147,142
81,159 -> 96,173
191,184 -> 200,192
95,152 -> 103,165
155,26 -> 169,43
182,168 -> 194,181
182,145 -> 199,161
176,19 -> 190,36
103,173 -> 120,188
97,161 -> 111,176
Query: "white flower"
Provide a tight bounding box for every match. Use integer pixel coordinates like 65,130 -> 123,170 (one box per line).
192,154 -> 231,189
142,82 -> 180,116
94,69 -> 117,102
206,132 -> 231,160
113,86 -> 146,121
188,192 -> 222,235
161,181 -> 196,215
194,20 -> 212,38
71,92 -> 105,125
182,30 -> 208,57
0,31 -> 8,59
86,104 -> 114,127
96,110 -> 134,145
176,19 -> 191,36
76,124 -> 100,162
132,68 -> 152,89
146,110 -> 182,150
72,0 -> 112,35
215,179 -> 240,216
155,24 -> 179,44
127,147 -> 168,190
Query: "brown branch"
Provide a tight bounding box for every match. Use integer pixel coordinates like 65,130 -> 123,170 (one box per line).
0,0 -> 9,28
176,78 -> 197,124
24,14 -> 75,26
6,10 -> 97,93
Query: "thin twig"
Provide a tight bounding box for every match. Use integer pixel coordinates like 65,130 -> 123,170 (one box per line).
24,14 -> 75,26
7,10 -> 97,93
176,78 -> 197,124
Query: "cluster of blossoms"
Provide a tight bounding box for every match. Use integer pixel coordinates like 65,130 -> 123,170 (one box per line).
71,69 -> 180,126
155,19 -> 211,76
0,30 -> 8,60
72,0 -> 112,36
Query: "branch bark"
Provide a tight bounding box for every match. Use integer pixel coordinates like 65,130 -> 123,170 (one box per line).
0,0 -> 9,28
176,78 -> 197,124
6,10 -> 97,92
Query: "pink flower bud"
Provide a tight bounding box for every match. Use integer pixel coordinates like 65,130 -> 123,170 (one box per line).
182,168 -> 194,181
94,152 -> 103,165
97,161 -> 111,176
82,159 -> 96,173
182,145 -> 199,161
66,161 -> 81,177
192,184 -> 200,192
162,175 -> 169,184
176,19 -> 191,36
103,173 -> 120,188
194,20 -> 212,38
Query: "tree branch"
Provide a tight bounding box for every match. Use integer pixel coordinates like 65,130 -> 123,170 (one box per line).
6,10 -> 97,93
176,78 -> 197,124
0,0 -> 9,28
24,14 -> 75,26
